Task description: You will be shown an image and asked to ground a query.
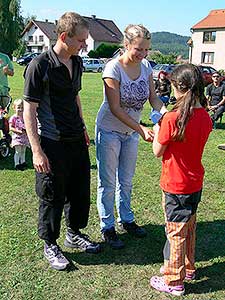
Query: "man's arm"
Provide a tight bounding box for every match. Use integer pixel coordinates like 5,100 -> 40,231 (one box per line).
76,94 -> 90,146
23,101 -> 50,173
215,96 -> 225,108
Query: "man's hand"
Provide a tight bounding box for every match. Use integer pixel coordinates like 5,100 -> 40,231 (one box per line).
208,105 -> 218,111
84,128 -> 90,146
33,149 -> 51,173
3,64 -> 10,75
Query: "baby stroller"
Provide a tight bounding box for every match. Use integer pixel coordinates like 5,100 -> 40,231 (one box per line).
0,90 -> 12,158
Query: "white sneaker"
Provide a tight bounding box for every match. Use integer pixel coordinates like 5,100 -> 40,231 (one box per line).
44,243 -> 70,270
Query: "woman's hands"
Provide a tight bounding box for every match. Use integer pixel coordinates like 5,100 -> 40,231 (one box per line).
139,124 -> 154,142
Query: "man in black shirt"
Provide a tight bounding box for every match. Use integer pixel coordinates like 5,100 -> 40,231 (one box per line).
23,12 -> 100,271
206,72 -> 225,126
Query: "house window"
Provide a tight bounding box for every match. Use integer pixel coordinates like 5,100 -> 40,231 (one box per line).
39,35 -> 44,42
201,52 -> 214,64
28,36 -> 33,42
203,31 -> 216,42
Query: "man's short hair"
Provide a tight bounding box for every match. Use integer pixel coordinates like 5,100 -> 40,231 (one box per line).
56,12 -> 89,37
212,71 -> 221,77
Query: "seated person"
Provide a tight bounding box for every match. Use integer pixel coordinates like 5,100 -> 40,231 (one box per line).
206,72 -> 225,124
155,70 -> 171,105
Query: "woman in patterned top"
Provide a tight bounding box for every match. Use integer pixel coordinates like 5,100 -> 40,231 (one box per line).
95,24 -> 167,249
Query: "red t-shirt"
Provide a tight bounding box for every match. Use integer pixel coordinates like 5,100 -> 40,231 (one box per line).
158,108 -> 212,194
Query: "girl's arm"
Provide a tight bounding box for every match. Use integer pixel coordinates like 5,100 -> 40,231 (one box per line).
152,123 -> 167,157
104,78 -> 153,141
9,118 -> 23,135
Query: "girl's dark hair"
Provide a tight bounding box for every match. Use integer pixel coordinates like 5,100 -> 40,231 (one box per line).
170,63 -> 207,141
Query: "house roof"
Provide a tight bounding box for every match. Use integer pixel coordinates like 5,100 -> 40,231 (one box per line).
83,16 -> 123,43
21,20 -> 57,40
192,9 -> 225,30
21,16 -> 123,44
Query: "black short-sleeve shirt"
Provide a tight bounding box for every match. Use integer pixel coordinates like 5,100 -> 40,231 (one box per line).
23,47 -> 84,141
206,82 -> 225,106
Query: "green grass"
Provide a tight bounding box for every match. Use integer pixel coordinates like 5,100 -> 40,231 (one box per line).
0,63 -> 225,300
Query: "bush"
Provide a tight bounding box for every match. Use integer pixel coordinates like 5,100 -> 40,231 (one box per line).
12,40 -> 27,58
218,69 -> 225,76
88,43 -> 121,58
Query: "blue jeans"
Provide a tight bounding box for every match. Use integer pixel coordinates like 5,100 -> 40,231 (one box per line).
96,128 -> 139,231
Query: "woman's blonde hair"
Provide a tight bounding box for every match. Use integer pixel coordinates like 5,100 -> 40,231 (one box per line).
124,24 -> 151,45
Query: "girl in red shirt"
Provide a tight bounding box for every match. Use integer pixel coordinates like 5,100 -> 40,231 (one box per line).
150,64 -> 212,296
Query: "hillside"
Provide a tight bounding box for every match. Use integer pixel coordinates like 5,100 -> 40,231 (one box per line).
151,31 -> 190,58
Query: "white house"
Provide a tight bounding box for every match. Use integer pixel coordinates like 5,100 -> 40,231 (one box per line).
189,9 -> 225,70
21,15 -> 123,56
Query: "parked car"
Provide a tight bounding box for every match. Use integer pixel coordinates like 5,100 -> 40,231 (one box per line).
82,58 -> 105,72
198,65 -> 225,86
17,52 -> 39,65
152,64 -> 176,81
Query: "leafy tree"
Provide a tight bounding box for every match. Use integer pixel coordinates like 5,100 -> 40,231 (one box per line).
12,39 -> 26,58
148,52 -> 177,64
88,50 -> 98,58
88,43 -> 121,58
151,32 -> 190,59
0,0 -> 23,56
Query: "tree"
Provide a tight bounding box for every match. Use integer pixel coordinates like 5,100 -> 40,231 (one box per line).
88,43 -> 121,58
148,52 -> 177,64
0,0 -> 23,56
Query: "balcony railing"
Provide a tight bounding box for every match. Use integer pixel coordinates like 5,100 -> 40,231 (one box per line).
26,41 -> 45,46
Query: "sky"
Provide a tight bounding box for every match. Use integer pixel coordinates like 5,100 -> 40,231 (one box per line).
20,0 -> 225,36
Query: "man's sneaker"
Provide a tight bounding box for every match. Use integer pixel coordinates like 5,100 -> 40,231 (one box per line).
44,243 -> 70,271
64,231 -> 101,254
119,222 -> 147,238
150,276 -> 185,296
102,227 -> 125,250
218,144 -> 225,150
160,265 -> 196,281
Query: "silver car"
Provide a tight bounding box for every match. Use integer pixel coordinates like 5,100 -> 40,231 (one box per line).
82,58 -> 105,72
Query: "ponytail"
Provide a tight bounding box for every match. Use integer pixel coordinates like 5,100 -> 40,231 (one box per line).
170,64 -> 205,141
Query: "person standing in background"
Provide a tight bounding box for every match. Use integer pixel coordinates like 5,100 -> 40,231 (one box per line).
0,51 -> 14,100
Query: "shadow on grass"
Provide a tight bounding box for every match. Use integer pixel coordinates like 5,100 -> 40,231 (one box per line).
65,223 -> 165,266
0,147 -> 33,170
214,122 -> 225,130
64,220 -> 225,293
186,261 -> 225,295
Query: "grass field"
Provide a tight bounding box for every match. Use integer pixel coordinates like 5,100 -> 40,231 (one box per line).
0,63 -> 224,300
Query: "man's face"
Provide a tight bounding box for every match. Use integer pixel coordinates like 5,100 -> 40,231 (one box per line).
212,73 -> 221,84
63,28 -> 89,56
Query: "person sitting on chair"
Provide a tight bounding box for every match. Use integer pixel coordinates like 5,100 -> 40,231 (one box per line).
206,71 -> 225,126
155,70 -> 171,106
